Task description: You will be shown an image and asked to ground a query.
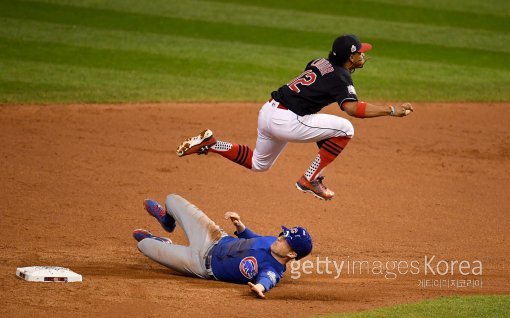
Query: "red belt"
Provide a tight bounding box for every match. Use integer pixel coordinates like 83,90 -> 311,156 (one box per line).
268,98 -> 288,110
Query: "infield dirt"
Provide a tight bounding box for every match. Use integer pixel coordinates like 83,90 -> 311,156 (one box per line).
1,102 -> 509,317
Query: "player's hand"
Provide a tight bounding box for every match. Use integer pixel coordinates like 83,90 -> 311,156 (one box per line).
248,282 -> 266,299
224,211 -> 241,225
390,102 -> 414,117
224,211 -> 246,233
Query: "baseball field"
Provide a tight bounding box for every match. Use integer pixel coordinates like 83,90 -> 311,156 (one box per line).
1,0 -> 509,317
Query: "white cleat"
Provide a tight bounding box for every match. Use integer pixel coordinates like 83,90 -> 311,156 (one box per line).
176,129 -> 217,157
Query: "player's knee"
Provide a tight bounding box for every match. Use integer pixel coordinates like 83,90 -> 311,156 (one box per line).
337,120 -> 354,138
251,160 -> 272,172
165,194 -> 179,207
345,120 -> 355,137
252,164 -> 271,172
165,194 -> 185,214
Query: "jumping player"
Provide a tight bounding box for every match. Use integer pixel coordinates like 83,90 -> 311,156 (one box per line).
133,194 -> 312,299
176,34 -> 413,200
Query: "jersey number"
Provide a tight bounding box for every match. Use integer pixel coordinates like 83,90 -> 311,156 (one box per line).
287,70 -> 317,93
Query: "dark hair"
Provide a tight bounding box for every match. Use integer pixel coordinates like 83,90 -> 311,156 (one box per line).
328,50 -> 350,66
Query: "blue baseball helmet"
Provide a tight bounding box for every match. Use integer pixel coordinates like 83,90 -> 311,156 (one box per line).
280,226 -> 313,260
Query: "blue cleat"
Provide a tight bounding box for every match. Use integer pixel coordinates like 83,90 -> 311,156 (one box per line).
133,229 -> 172,244
143,199 -> 176,233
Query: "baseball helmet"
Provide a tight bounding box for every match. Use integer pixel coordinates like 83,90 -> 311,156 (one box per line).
280,226 -> 313,260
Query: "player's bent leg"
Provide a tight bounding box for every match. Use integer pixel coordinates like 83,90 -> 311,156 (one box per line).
295,114 -> 354,141
223,98 -> 288,172
296,136 -> 351,200
307,136 -> 351,181
251,129 -> 288,172
291,114 -> 354,200
137,239 -> 208,278
165,194 -> 226,249
295,137 -> 348,199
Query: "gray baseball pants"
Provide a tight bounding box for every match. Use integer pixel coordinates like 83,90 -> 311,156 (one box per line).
137,194 -> 226,278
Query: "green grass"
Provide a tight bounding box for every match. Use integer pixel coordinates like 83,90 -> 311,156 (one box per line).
326,295 -> 510,318
0,0 -> 509,104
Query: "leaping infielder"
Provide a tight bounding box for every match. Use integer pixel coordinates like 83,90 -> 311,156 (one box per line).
133,194 -> 312,299
176,34 -> 413,200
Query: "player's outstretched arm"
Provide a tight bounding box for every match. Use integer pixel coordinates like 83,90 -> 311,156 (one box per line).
248,282 -> 266,299
342,101 -> 413,118
224,211 -> 246,233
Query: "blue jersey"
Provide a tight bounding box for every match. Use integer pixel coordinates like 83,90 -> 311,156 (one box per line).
210,228 -> 286,292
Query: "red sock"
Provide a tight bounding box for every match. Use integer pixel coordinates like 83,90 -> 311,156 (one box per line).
210,141 -> 253,169
305,137 -> 350,181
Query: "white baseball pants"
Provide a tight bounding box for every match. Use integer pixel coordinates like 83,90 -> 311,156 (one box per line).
251,99 -> 354,171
